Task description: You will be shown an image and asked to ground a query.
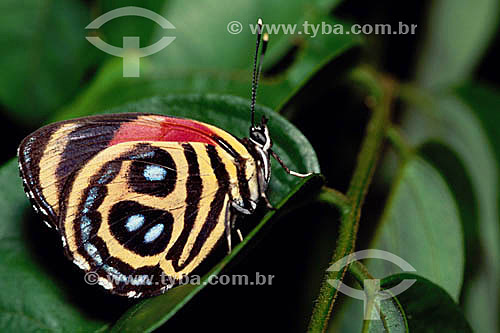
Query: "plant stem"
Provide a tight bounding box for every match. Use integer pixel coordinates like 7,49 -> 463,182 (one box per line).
308,74 -> 394,333
349,261 -> 382,333
349,66 -> 384,104
386,126 -> 414,160
349,260 -> 375,282
350,261 -> 379,333
317,187 -> 351,214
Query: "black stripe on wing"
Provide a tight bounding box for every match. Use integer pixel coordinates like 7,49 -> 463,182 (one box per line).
18,113 -> 142,227
55,114 -> 142,193
166,143 -> 204,271
176,145 -> 230,270
18,123 -> 61,226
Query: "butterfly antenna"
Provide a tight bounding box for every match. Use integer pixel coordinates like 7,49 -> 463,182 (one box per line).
256,32 -> 269,99
250,18 -> 264,128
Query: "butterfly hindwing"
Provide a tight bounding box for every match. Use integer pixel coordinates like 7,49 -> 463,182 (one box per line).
60,141 -> 234,296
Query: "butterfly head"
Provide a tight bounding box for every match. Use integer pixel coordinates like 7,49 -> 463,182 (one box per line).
249,115 -> 272,151
243,19 -> 310,207
245,115 -> 273,196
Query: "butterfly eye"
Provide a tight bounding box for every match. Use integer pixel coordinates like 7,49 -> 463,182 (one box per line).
250,130 -> 267,146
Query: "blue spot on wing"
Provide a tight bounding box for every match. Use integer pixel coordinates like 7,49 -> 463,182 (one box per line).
80,215 -> 92,242
143,165 -> 167,181
85,243 -> 103,265
125,214 -> 145,232
144,224 -> 164,243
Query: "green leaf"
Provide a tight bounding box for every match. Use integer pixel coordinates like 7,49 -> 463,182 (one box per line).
450,83 -> 500,333
369,157 -> 464,300
0,94 -> 321,331
417,143 -> 479,278
415,0 -> 499,89
0,161 -> 108,332
0,0 -> 101,124
95,1 -> 169,51
337,272 -> 473,332
272,16 -> 361,111
455,82 -> 500,167
381,274 -> 472,332
332,274 -> 408,333
152,0 -> 352,70
401,89 -> 499,332
56,6 -> 360,120
363,289 -> 407,332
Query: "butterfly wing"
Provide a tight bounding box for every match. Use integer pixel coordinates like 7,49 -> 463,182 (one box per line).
60,141 -> 235,297
18,113 -> 258,297
18,113 -> 250,229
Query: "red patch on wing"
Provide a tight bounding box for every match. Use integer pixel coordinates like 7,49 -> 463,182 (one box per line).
109,116 -> 219,146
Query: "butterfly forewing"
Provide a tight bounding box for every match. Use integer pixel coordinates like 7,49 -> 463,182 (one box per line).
18,114 -> 149,228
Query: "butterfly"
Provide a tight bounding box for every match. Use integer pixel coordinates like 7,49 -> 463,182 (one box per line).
17,19 -> 310,298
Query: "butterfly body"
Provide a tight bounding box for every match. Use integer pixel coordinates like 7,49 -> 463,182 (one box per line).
18,113 -> 270,297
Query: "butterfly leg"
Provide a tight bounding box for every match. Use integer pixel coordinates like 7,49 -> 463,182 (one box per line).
230,212 -> 244,243
226,206 -> 244,254
270,150 -> 312,178
261,192 -> 275,210
236,228 -> 244,242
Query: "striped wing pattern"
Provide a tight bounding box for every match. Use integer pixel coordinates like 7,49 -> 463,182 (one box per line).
18,113 -> 257,297
63,141 -> 232,296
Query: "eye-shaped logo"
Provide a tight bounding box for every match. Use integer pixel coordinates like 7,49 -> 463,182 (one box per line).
327,249 -> 416,320
86,6 -> 176,77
